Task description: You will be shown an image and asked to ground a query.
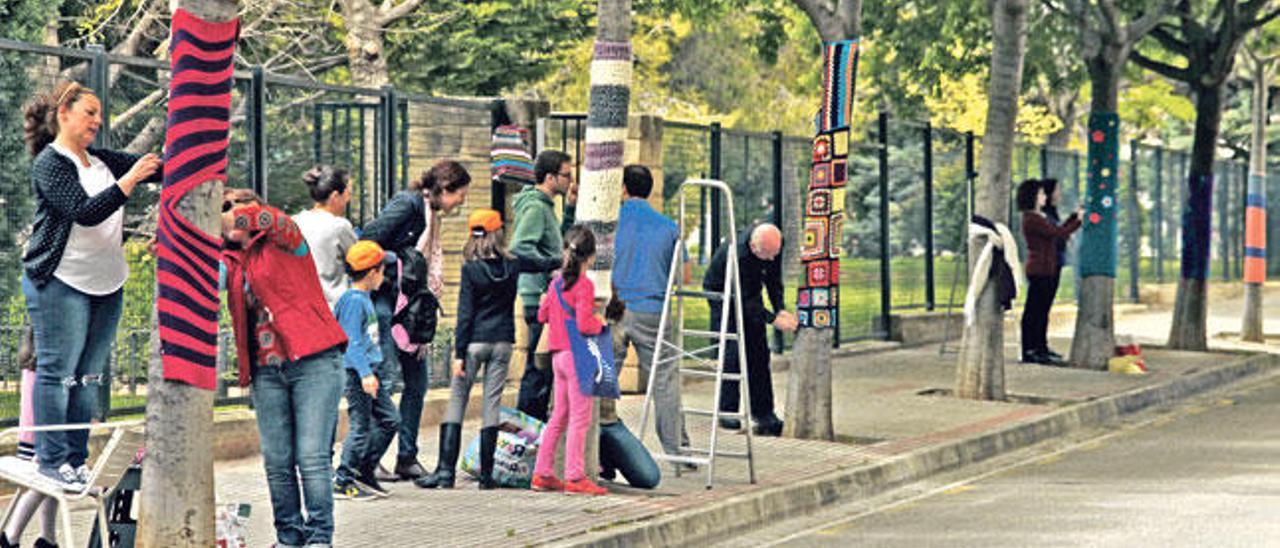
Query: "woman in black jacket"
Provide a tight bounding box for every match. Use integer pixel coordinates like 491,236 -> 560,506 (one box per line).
415,208 -> 559,489
360,160 -> 470,481
20,81 -> 161,491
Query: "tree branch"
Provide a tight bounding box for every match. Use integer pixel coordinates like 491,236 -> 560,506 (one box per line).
378,0 -> 425,27
791,0 -> 838,40
1149,23 -> 1192,55
1125,0 -> 1177,44
1131,48 -> 1192,81
1246,7 -> 1280,30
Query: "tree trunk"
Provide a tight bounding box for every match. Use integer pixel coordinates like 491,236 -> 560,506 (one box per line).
1070,55 -> 1121,370
340,0 -> 390,88
1242,58 -> 1269,342
784,329 -> 832,439
576,0 -> 632,481
1168,83 -> 1225,350
956,0 -> 1026,401
787,0 -> 861,438
137,1 -> 236,546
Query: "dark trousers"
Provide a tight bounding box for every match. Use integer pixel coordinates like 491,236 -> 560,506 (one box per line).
337,369 -> 399,485
516,306 -> 552,422
1020,274 -> 1060,355
710,304 -> 775,419
372,288 -> 429,461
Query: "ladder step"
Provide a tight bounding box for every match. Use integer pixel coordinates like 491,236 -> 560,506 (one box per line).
679,369 -> 741,381
653,454 -> 711,466
683,329 -> 738,341
684,448 -> 751,459
682,407 -> 745,418
674,289 -> 724,301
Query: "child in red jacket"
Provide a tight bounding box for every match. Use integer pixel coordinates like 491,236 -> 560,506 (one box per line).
530,226 -> 609,496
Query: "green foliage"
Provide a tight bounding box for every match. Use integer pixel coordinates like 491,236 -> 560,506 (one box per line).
387,1 -> 597,96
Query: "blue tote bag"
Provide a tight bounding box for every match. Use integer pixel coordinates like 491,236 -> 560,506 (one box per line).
554,279 -> 621,399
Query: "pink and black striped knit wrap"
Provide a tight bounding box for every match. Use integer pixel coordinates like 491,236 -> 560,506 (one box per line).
156,10 -> 239,390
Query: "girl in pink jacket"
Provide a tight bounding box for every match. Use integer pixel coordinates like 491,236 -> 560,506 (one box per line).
530,227 -> 608,496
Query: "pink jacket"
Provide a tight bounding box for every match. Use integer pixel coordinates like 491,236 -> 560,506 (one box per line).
538,274 -> 604,352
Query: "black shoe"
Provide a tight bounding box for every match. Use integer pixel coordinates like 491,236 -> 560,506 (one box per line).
0,533 -> 15,548
395,456 -> 428,481
718,417 -> 742,430
358,464 -> 391,497
1045,348 -> 1065,361
414,423 -> 460,489
600,466 -> 617,481
477,426 -> 499,490
34,538 -> 58,548
753,414 -> 784,437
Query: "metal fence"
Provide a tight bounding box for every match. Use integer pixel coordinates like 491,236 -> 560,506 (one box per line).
0,38 -> 495,424
547,112 -> 1259,349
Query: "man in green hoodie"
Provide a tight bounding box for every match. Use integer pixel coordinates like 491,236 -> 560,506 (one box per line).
513,150 -> 575,421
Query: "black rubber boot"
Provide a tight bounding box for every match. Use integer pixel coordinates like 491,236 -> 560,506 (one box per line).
477,426 -> 499,490
414,423 -> 460,489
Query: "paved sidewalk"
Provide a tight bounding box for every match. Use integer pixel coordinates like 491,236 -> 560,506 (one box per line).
213,277 -> 1279,547
167,284 -> 1266,547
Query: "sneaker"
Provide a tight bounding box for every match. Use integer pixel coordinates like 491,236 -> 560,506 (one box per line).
564,478 -> 608,496
75,464 -> 91,485
354,478 -> 390,498
531,474 -> 564,492
39,464 -> 85,492
333,480 -> 375,501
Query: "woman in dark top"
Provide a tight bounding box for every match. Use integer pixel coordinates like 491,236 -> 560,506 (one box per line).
415,208 -> 559,490
1039,178 -> 1069,361
20,81 -> 161,491
1018,179 -> 1081,365
360,160 -> 470,481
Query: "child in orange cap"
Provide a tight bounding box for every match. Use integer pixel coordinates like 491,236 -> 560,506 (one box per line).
415,208 -> 560,490
334,240 -> 401,500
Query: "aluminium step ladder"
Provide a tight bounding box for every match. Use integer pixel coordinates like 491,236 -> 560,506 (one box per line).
637,178 -> 756,489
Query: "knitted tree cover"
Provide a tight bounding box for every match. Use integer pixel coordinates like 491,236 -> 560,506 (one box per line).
1078,112 -> 1119,278
1182,173 -> 1214,280
578,40 -> 631,293
796,40 -> 858,330
156,9 -> 238,390
1245,172 -> 1266,284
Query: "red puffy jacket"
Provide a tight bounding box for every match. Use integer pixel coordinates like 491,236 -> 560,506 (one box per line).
222,205 -> 346,386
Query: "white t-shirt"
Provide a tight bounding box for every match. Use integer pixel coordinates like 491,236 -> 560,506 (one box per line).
50,143 -> 128,296
294,208 -> 358,310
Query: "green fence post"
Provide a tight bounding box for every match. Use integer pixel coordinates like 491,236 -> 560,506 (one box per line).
924,123 -> 935,312
249,66 -> 266,201
878,112 -> 891,341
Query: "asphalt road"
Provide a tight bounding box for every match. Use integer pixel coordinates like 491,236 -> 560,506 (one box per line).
771,375 -> 1280,547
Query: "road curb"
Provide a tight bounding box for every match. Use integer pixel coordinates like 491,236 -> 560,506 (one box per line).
558,352 -> 1279,547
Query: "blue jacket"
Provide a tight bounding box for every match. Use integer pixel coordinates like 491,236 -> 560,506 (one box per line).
614,199 -> 680,314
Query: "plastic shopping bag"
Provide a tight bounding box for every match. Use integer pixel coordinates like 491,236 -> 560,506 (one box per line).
460,407 -> 544,488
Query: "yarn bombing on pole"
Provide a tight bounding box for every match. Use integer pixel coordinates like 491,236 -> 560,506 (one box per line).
578,39 -> 632,295
796,39 -> 858,329
491,125 -> 535,186
155,9 -> 239,390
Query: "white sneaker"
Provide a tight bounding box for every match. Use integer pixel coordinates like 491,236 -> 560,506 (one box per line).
38,464 -> 86,492
75,464 -> 91,485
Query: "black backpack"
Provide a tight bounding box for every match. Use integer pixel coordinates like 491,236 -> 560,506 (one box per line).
390,247 -> 439,348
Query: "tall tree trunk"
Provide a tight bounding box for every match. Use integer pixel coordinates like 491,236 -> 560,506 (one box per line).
1070,55 -> 1121,370
1242,58 -> 1269,342
956,0 -> 1027,401
576,0 -> 632,481
1168,83 -> 1225,350
138,3 -> 236,546
785,0 -> 861,441
340,0 -> 390,88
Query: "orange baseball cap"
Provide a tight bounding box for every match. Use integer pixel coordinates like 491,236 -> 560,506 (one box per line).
468,208 -> 503,234
346,240 -> 396,271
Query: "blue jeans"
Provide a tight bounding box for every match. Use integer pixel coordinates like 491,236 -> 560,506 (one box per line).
251,348 -> 343,547
337,369 -> 399,484
372,289 -> 428,461
600,420 -> 661,489
21,276 -> 122,470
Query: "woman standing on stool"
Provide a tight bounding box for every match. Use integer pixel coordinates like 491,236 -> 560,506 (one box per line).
21,81 -> 161,491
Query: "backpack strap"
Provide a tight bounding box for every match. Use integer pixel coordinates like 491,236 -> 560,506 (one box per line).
554,278 -> 574,318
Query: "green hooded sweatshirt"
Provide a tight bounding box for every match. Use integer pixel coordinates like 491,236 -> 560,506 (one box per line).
511,186 -> 572,308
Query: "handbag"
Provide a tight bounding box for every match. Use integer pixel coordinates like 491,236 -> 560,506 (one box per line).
553,279 -> 621,399
390,248 -> 439,353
